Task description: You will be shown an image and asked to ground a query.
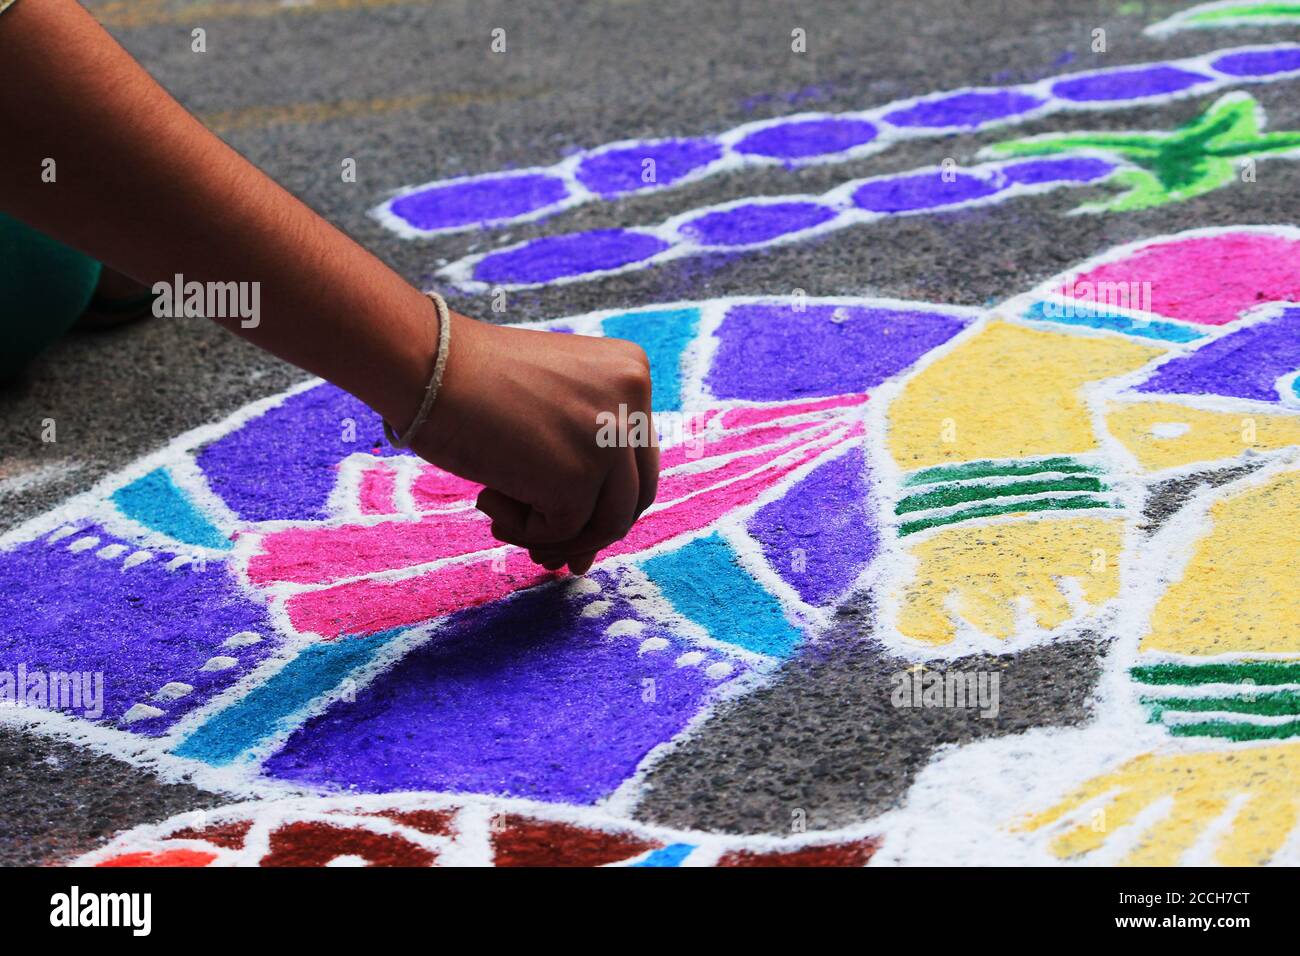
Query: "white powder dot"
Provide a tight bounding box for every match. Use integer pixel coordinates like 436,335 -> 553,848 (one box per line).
324,855 -> 370,867
122,551 -> 154,569
96,544 -> 128,560
675,651 -> 705,668
566,577 -> 602,596
156,682 -> 194,701
605,619 -> 646,638
47,526 -> 78,543
1149,421 -> 1191,439
199,656 -> 239,672
580,599 -> 613,618
68,536 -> 100,553
121,703 -> 165,724
223,631 -> 263,649
705,662 -> 734,679
639,637 -> 670,654
165,556 -> 191,571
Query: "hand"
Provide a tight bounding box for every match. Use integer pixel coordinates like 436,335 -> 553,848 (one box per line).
405,311 -> 660,574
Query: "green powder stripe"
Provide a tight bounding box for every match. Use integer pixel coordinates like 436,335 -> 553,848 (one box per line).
1145,689 -> 1300,718
1131,662 -> 1300,686
896,494 -> 1115,536
895,475 -> 1106,515
1168,719 -> 1300,742
903,457 -> 1097,487
1188,4 -> 1300,24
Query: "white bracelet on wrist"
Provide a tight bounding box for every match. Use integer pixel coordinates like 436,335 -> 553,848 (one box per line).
383,290 -> 452,449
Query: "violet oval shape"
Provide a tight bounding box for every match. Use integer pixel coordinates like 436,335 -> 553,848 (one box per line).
1212,47 -> 1300,77
472,229 -> 670,284
733,117 -> 878,160
1000,156 -> 1116,185
576,138 -> 724,196
390,173 -> 570,231
1050,64 -> 1211,102
680,201 -> 838,246
883,89 -> 1045,129
852,170 -> 1002,213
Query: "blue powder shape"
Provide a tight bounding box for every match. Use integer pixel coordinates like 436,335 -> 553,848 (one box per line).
1021,300 -> 1205,343
641,532 -> 801,659
111,468 -> 232,550
173,630 -> 399,766
601,307 -> 700,412
631,844 -> 696,867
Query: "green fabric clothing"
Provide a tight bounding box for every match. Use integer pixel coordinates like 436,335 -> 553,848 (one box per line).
0,213 -> 103,381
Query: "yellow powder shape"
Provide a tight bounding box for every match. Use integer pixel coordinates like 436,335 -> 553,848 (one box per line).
1016,743 -> 1300,866
1143,467 -> 1300,656
896,515 -> 1123,646
1107,399 -> 1300,472
888,321 -> 1164,471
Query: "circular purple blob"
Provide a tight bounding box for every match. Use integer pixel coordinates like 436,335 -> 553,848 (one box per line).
680,201 -> 838,246
576,138 -> 724,196
1051,65 -> 1210,102
1000,156 -> 1116,185
733,118 -> 878,160
472,229 -> 670,284
1212,47 -> 1300,77
883,89 -> 1046,128
853,171 -> 1002,213
390,173 -> 569,231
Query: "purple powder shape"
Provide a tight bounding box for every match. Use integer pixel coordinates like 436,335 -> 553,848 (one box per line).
852,170 -> 1003,213
733,117 -> 878,160
746,446 -> 877,605
883,89 -> 1046,128
261,582 -> 737,804
1050,64 -> 1211,101
1000,156 -> 1116,185
1136,307 -> 1300,403
389,173 -> 569,231
575,138 -> 723,196
0,525 -> 275,732
679,201 -> 837,246
1212,48 -> 1300,77
472,228 -> 669,284
707,303 -> 969,401
198,382 -> 398,522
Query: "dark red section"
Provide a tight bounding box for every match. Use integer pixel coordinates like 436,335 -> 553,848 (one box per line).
717,838 -> 879,867
491,815 -> 660,867
168,820 -> 252,850
260,821 -> 437,867
372,808 -> 457,836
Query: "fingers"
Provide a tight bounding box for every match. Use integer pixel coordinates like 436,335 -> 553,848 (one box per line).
526,448 -> 641,571
633,440 -> 660,518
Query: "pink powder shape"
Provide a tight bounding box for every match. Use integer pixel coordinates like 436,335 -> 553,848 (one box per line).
358,463 -> 397,515
1063,233 -> 1300,326
656,423 -> 839,502
284,428 -> 860,638
411,465 -> 483,510
248,511 -> 497,587
719,393 -> 866,429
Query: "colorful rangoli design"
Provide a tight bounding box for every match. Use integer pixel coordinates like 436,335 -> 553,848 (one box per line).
4,225 -> 1299,866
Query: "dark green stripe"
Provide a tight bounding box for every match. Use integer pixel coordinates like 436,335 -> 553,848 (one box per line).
897,495 -> 1115,536
1131,662 -> 1300,686
896,475 -> 1106,515
1168,719 -> 1300,742
1144,689 -> 1300,718
903,457 -> 1097,487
